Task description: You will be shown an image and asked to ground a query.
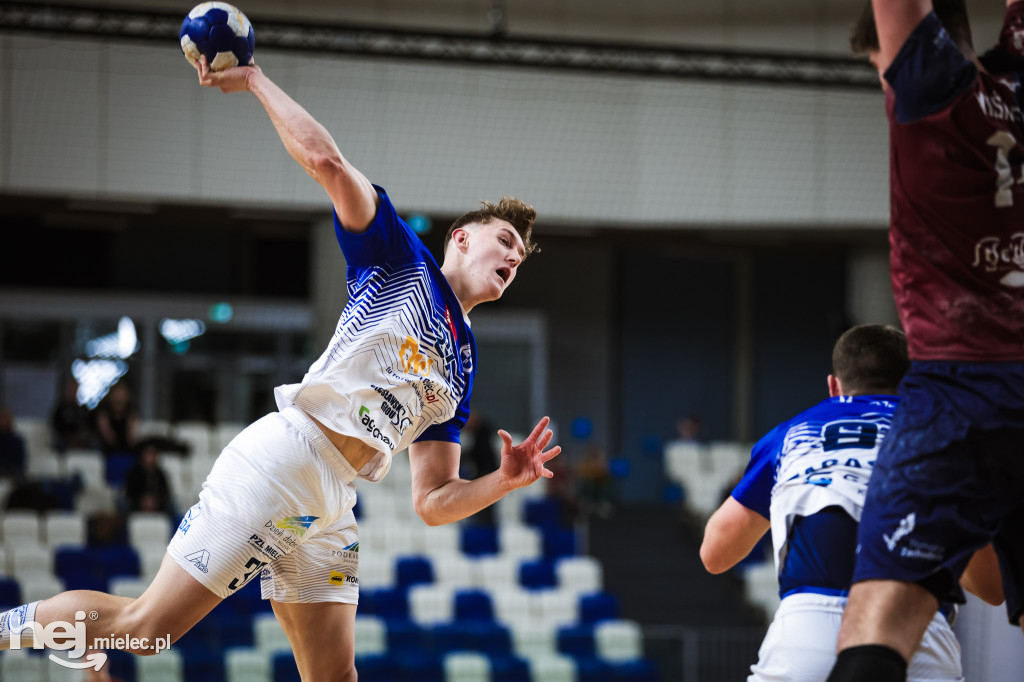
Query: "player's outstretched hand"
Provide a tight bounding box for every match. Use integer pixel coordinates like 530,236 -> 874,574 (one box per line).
497,416 -> 561,491
194,55 -> 261,93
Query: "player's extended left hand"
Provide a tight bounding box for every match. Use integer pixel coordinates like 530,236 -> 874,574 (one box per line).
194,55 -> 261,93
497,416 -> 561,491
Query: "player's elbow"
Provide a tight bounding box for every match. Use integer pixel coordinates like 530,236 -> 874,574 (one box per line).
412,494 -> 444,527
699,542 -> 730,575
308,150 -> 347,185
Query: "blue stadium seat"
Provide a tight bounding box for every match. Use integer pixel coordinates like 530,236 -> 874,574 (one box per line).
557,624 -> 596,658
491,654 -> 530,682
95,545 -> 141,579
54,547 -> 109,592
105,453 -> 137,487
524,498 -> 562,528
610,659 -> 659,681
461,526 -> 498,556
576,655 -> 614,682
453,589 -> 494,621
385,618 -> 427,654
542,527 -> 576,559
518,558 -> 557,589
184,648 -> 226,682
355,653 -> 399,681
272,651 -> 301,682
579,592 -> 620,624
361,588 -> 409,620
106,649 -> 136,682
395,650 -> 443,682
0,578 -> 22,609
395,556 -> 433,589
434,621 -> 511,656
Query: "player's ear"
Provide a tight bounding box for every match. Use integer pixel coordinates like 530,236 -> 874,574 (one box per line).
452,226 -> 471,253
827,374 -> 842,398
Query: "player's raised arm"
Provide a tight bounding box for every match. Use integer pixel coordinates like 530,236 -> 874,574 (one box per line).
870,0 -> 935,73
194,57 -> 378,233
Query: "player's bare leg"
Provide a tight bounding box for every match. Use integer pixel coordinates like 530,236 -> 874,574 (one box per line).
836,579 -> 938,660
30,553 -> 221,654
271,600 -> 357,682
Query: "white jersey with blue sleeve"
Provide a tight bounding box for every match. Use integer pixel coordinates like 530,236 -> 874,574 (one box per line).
275,186 -> 475,483
731,396 -> 898,576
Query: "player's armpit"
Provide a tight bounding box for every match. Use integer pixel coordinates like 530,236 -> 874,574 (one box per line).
700,496 -> 770,575
960,544 -> 1004,606
870,0 -> 934,74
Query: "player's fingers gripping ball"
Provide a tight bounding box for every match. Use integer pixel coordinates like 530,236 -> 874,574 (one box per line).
180,2 -> 255,72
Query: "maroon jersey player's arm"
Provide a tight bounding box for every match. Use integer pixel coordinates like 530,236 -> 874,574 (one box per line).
871,0 -> 934,73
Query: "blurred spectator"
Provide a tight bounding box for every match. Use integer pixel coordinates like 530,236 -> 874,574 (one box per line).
675,414 -> 704,443
576,445 -> 614,518
0,406 -> 27,479
95,383 -> 139,456
51,378 -> 97,452
462,411 -> 498,526
124,442 -> 173,515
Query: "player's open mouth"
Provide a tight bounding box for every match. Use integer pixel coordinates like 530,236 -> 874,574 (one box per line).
496,267 -> 510,284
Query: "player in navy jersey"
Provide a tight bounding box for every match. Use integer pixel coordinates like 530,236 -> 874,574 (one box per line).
827,1 -> 1024,680
700,326 -> 981,681
0,58 -> 561,680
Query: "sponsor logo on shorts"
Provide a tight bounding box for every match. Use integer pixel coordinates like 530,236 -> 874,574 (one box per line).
883,512 -> 915,552
329,570 -> 358,586
185,549 -> 210,573
247,533 -> 283,560
274,516 -> 320,537
359,406 -> 396,451
900,540 -> 945,562
177,503 -> 202,536
264,521 -> 300,548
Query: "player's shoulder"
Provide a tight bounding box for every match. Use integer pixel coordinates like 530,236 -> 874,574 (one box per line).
885,11 -> 977,124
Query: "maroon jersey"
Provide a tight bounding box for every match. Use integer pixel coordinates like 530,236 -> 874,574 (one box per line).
885,10 -> 1024,361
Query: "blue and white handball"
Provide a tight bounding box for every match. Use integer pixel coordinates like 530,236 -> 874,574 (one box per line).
180,2 -> 255,72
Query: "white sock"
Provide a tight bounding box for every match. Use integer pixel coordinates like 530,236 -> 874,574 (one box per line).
0,601 -> 40,650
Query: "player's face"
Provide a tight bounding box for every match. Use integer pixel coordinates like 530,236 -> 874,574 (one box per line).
463,220 -> 525,301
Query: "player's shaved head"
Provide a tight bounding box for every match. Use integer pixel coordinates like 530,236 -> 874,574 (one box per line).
850,0 -> 973,55
832,325 -> 909,396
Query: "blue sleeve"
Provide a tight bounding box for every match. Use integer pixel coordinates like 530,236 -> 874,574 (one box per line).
414,400 -> 469,445
333,186 -> 423,267
731,427 -> 781,519
885,12 -> 978,124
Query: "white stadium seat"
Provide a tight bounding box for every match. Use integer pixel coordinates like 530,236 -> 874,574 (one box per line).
528,654 -> 577,682
254,613 -> 292,654
44,511 -> 87,549
595,619 -> 645,662
136,648 -> 184,682
409,584 -> 454,626
443,651 -> 490,682
353,616 -> 387,656
128,512 -> 173,551
226,648 -> 272,682
556,556 -> 603,595
3,511 -> 41,545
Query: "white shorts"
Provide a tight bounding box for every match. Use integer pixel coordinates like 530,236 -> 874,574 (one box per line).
167,407 -> 362,603
749,593 -> 963,682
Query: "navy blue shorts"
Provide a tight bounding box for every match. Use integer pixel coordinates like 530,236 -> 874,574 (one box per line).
853,361 -> 1024,624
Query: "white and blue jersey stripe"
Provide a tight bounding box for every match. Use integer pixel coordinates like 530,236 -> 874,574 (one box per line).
275,186 -> 474,482
731,395 -> 899,595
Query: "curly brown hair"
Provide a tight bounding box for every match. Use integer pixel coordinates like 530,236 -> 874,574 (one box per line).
444,197 -> 539,260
